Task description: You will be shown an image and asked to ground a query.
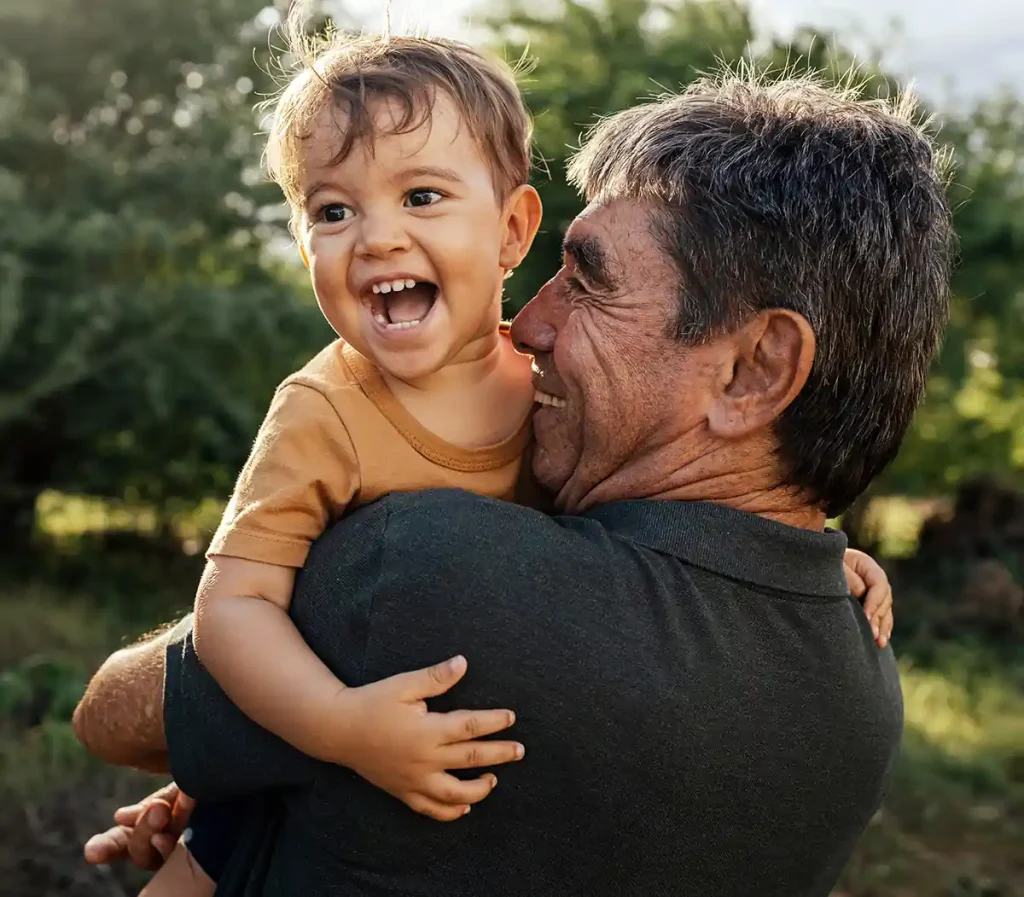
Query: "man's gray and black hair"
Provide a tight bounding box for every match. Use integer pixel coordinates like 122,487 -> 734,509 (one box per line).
568,72 -> 956,516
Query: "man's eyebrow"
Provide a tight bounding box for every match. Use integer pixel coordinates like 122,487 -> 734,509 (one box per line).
562,235 -> 615,291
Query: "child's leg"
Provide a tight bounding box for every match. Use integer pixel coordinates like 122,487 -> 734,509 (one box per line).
138,841 -> 215,897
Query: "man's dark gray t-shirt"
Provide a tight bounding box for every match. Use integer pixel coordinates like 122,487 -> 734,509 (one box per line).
165,490 -> 903,897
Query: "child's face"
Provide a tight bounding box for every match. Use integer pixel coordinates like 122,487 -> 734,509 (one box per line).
298,93 -> 520,382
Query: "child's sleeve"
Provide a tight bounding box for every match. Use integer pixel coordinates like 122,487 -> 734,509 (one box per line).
206,382 -> 360,568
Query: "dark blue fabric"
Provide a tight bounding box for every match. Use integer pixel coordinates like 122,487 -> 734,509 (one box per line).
184,800 -> 253,882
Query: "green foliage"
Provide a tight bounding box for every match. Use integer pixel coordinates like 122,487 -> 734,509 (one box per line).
888,94 -> 1024,494
0,0 -> 327,543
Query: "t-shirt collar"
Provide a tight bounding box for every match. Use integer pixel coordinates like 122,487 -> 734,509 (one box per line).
581,499 -> 851,597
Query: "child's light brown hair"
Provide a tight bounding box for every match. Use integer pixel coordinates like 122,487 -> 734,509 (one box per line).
265,8 -> 533,231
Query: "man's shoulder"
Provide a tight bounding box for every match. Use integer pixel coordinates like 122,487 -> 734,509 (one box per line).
350,489 -> 564,561
383,488 -> 547,525
316,489 -> 609,583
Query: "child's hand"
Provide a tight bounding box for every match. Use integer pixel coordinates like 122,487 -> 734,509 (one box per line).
844,548 -> 894,648
84,782 -> 194,871
335,655 -> 523,822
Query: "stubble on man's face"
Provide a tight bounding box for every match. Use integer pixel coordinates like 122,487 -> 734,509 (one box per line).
519,198 -> 716,511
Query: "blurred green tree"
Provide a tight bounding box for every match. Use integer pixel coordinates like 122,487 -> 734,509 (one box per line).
886,94 -> 1024,495
0,0 -> 327,546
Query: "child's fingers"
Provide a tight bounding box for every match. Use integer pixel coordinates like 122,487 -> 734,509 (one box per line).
844,565 -> 867,599
84,825 -> 132,865
864,586 -> 893,642
113,803 -> 145,826
436,708 -> 517,745
406,792 -> 473,822
149,833 -> 178,861
863,581 -> 893,619
391,656 -> 469,700
440,739 -> 525,770
113,783 -> 181,826
421,771 -> 498,807
126,803 -> 173,870
169,789 -> 195,833
876,608 -> 894,648
173,790 -> 196,816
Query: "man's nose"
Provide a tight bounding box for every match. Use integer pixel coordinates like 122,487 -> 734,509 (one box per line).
510,273 -> 568,355
355,209 -> 411,258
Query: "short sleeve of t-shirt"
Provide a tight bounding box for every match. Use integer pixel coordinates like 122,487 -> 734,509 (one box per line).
206,382 -> 360,568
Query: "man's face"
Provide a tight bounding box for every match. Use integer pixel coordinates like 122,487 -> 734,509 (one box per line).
511,198 -> 721,510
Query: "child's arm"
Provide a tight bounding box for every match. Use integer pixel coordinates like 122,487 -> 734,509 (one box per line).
138,842 -> 215,897
193,379 -> 523,819
843,548 -> 894,647
194,556 -> 524,820
193,556 -> 347,761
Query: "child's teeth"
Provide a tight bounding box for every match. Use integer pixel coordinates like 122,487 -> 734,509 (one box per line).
373,313 -> 388,325
390,279 -> 406,292
371,284 -> 380,294
404,278 -> 416,288
384,318 -> 422,330
378,282 -> 391,294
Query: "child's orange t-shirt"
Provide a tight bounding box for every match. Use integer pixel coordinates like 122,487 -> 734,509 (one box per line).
208,334 -> 535,569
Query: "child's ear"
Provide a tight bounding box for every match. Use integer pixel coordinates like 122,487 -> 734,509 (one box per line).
499,185 -> 543,272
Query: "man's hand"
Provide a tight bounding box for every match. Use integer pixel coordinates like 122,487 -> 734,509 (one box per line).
844,548 -> 894,648
84,782 -> 194,872
336,655 -> 525,822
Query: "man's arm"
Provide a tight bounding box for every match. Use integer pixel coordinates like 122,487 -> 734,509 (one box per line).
74,615 -> 319,799
73,623 -> 176,772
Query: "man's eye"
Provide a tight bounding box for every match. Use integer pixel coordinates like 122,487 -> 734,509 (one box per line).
566,276 -> 587,294
405,189 -> 443,208
319,204 -> 352,223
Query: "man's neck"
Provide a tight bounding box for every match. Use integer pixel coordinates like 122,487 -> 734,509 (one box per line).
561,431 -> 826,531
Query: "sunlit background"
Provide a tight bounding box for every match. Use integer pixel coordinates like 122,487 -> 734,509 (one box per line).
1,1 -> 1022,895
347,0 -> 1024,101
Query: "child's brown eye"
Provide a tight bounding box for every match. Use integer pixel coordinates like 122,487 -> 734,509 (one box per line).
406,189 -> 442,208
321,204 -> 352,223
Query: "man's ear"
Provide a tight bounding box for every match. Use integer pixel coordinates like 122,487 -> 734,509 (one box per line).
498,185 -> 543,273
706,309 -> 815,439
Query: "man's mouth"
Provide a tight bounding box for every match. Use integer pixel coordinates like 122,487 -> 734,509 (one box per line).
534,389 -> 566,409
368,278 -> 438,331
531,360 -> 567,408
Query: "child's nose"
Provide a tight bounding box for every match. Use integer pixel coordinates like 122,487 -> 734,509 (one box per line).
356,212 -> 411,258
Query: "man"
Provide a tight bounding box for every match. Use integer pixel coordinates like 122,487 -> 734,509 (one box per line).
73,72 -> 952,896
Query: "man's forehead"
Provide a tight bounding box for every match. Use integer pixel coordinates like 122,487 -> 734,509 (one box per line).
565,198 -> 656,256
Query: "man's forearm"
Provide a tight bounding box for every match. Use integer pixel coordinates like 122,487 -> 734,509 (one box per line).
73,624 -> 177,771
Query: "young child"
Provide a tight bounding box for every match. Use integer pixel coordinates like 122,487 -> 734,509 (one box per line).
140,22 -> 896,897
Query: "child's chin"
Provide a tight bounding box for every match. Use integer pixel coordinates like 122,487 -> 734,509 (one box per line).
375,345 -> 448,383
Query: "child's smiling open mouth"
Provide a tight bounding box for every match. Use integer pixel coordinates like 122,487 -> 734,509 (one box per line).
367,277 -> 439,332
